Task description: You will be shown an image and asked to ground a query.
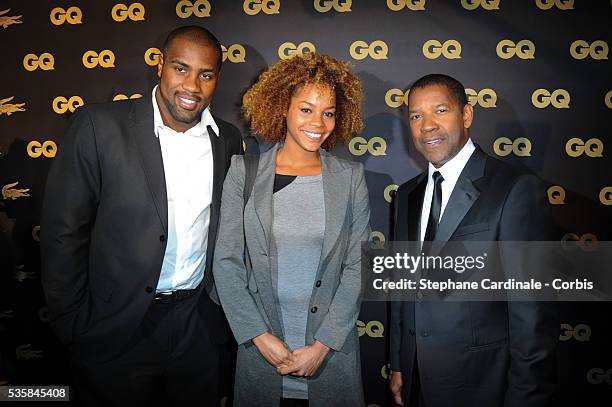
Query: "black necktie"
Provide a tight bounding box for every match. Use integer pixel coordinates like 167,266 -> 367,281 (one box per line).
423,171 -> 444,244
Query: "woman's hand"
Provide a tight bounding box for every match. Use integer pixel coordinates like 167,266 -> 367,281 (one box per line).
277,340 -> 330,377
252,332 -> 295,369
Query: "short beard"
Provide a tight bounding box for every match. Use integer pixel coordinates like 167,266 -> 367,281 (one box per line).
160,90 -> 204,125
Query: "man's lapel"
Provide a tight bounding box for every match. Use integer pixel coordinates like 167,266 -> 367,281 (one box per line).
206,124 -> 226,269
431,147 -> 487,255
129,96 -> 168,233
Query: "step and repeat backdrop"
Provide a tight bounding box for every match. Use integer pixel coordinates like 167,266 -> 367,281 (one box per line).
0,0 -> 611,405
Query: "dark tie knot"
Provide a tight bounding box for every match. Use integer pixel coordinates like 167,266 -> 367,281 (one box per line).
432,171 -> 444,185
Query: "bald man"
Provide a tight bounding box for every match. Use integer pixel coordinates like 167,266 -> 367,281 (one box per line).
41,26 -> 242,406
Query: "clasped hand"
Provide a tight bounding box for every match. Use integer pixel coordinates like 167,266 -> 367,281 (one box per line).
252,332 -> 330,377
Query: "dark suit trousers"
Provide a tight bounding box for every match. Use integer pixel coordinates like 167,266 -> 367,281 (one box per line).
406,362 -> 426,407
70,292 -> 222,407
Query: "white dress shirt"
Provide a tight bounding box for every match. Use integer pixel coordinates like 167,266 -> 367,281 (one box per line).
152,86 -> 218,292
419,138 -> 476,242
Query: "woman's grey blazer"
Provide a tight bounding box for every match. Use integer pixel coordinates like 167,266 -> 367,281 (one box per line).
213,143 -> 371,407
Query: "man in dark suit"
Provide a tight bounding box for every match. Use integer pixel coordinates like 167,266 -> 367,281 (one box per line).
40,26 -> 242,406
389,74 -> 557,406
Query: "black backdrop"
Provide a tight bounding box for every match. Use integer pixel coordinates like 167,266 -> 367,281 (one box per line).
0,1 -> 611,405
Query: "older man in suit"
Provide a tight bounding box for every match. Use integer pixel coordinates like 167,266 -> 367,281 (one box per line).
41,26 -> 242,406
389,74 -> 557,407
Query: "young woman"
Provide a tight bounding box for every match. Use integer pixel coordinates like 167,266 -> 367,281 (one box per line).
213,53 -> 370,407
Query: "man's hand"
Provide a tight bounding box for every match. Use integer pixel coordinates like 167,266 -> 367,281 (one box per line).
252,332 -> 294,369
390,371 -> 404,406
277,340 -> 330,377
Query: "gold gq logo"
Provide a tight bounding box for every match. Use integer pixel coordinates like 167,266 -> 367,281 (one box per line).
53,96 -> 84,114
461,0 -> 500,10
561,233 -> 598,252
570,40 -> 608,60
559,323 -> 591,341
32,225 -> 41,242
380,363 -> 391,380
547,186 -> 565,205
23,53 -> 54,71
357,320 -> 384,338
27,140 -> 57,158
113,93 -> 143,101
83,50 -> 116,69
386,0 -> 426,11
531,89 -> 570,109
422,40 -> 461,59
314,0 -> 352,12
535,0 -> 574,10
600,187 -> 612,206
496,40 -> 535,59
243,0 -> 280,15
384,184 -> 399,203
587,368 -> 612,385
222,44 -> 246,63
493,137 -> 532,157
39,306 -> 50,323
465,88 -> 497,108
385,89 -> 409,108
50,7 -> 83,25
176,0 -> 211,18
349,40 -> 389,60
144,47 -> 162,66
371,231 -> 386,249
278,42 -> 315,60
349,137 -> 387,156
606,90 -> 612,109
565,138 -> 603,158
111,3 -> 145,22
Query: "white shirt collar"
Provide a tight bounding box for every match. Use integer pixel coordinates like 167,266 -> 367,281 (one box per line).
419,138 -> 476,242
427,137 -> 476,185
151,85 -> 219,138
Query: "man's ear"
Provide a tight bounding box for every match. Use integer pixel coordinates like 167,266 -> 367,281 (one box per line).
462,103 -> 474,129
157,54 -> 164,79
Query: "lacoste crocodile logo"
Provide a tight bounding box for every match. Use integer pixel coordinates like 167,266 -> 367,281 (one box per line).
2,182 -> 31,200
0,9 -> 22,29
0,97 -> 26,116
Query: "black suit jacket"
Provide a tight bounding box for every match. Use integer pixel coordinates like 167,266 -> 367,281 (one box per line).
40,96 -> 243,362
390,146 -> 557,407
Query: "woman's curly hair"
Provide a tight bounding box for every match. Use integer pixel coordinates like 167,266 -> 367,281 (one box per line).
242,53 -> 363,150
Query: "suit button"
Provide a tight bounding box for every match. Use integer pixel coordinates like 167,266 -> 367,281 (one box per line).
421,331 -> 429,337
145,286 -> 154,293
315,280 -> 321,288
416,291 -> 423,300
310,306 -> 318,313
408,329 -> 415,336
159,235 -> 166,242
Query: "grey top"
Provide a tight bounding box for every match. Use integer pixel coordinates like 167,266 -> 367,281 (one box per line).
272,173 -> 325,400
